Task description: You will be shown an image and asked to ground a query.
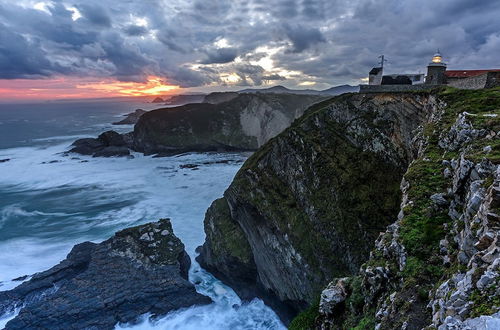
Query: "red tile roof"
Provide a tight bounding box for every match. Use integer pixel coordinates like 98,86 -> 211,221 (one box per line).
445,69 -> 500,78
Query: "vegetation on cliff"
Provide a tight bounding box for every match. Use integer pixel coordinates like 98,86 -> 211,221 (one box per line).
198,87 -> 500,329
312,87 -> 500,329
198,91 -> 440,322
133,93 -> 324,155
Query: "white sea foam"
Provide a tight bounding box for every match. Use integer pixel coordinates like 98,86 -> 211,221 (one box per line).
0,141 -> 283,329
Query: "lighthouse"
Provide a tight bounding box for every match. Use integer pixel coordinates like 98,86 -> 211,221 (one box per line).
425,51 -> 447,85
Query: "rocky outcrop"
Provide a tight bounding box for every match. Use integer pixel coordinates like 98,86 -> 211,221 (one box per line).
313,88 -> 500,329
113,109 -> 147,125
132,93 -> 326,155
151,97 -> 165,103
69,130 -> 132,157
0,219 -> 211,329
197,92 -> 442,321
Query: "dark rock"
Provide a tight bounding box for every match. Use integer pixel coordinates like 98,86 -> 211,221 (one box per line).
113,109 -> 147,125
97,131 -> 126,147
0,219 -> 211,330
180,164 -> 199,169
93,146 -> 130,157
72,138 -> 105,149
151,97 -> 165,103
11,275 -> 28,282
0,158 -> 10,163
431,193 -> 449,208
70,138 -> 105,155
69,131 -> 131,158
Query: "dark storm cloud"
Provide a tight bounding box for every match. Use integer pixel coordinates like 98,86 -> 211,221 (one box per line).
284,24 -> 326,53
0,23 -> 55,78
201,48 -> 238,64
124,25 -> 149,37
262,74 -> 285,81
76,4 -> 112,27
0,0 -> 499,88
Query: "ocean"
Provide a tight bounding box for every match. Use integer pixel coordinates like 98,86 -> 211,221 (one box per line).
0,99 -> 284,329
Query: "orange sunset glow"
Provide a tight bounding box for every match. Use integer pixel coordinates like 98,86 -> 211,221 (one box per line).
0,76 -> 180,101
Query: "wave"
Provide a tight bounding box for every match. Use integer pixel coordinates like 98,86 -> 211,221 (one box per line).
0,141 -> 283,329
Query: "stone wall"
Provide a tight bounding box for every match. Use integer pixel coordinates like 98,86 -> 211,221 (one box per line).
447,73 -> 489,90
359,84 -> 440,93
361,72 -> 500,93
485,72 -> 500,88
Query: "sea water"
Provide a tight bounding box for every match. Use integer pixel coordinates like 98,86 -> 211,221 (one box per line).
0,100 -> 284,329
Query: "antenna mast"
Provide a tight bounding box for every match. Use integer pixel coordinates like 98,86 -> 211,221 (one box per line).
378,55 -> 387,68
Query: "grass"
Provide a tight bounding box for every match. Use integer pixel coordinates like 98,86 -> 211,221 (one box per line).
288,298 -> 320,330
330,87 -> 500,327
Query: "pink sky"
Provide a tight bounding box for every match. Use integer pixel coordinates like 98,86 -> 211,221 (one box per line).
0,76 -> 181,101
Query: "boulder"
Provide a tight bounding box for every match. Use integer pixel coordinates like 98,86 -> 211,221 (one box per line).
93,146 -> 130,157
0,219 -> 211,330
69,130 -> 131,157
318,278 -> 348,315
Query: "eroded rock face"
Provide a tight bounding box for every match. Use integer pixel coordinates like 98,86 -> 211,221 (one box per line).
315,89 -> 500,329
197,92 -> 439,319
132,93 -> 325,155
0,219 -> 211,330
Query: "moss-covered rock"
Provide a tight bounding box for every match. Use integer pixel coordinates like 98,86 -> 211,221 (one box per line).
133,93 -> 325,155
315,87 -> 500,329
197,198 -> 256,283
198,92 -> 441,323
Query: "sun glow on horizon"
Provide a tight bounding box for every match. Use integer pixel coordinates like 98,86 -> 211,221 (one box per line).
76,76 -> 180,97
0,76 -> 180,101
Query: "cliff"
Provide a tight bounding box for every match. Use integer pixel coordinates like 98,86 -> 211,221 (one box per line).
197,88 -> 500,328
132,93 -> 325,155
313,88 -> 500,329
68,93 -> 324,157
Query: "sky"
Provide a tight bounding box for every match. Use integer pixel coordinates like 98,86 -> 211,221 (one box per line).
0,0 -> 500,100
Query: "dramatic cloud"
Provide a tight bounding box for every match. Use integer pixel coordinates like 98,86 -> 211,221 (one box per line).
284,25 -> 326,53
0,0 -> 499,91
201,48 -> 239,64
124,25 -> 149,37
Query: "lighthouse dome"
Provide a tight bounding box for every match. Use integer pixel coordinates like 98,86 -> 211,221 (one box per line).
432,51 -> 443,63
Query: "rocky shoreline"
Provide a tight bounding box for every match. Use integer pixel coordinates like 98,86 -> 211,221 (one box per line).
0,219 -> 211,329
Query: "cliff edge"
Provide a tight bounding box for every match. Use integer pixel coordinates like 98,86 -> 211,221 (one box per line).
197,88 -> 500,329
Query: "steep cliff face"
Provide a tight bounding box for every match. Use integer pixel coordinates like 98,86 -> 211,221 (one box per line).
133,93 -> 324,155
314,88 -> 500,329
197,92 -> 442,319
